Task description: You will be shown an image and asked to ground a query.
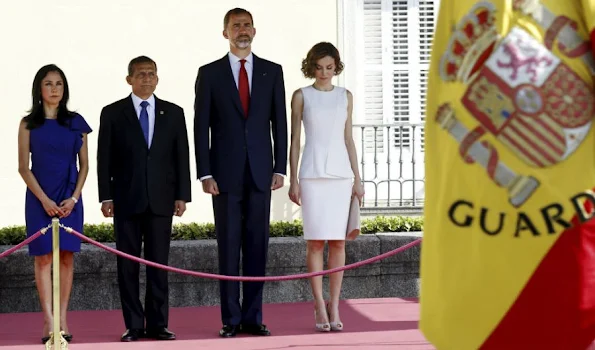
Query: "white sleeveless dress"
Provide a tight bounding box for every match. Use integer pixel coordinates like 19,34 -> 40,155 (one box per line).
299,85 -> 354,241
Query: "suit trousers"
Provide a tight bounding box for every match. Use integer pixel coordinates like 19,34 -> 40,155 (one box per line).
114,208 -> 173,330
213,159 -> 271,326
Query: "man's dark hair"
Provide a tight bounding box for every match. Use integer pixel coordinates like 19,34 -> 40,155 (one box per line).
128,56 -> 157,76
223,8 -> 253,29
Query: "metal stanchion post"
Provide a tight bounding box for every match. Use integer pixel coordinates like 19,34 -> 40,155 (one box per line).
46,217 -> 67,349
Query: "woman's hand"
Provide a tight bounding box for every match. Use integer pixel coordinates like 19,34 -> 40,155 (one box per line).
42,198 -> 65,218
58,198 -> 76,218
352,181 -> 365,206
288,181 -> 301,206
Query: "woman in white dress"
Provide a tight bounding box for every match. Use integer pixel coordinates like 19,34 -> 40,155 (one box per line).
288,42 -> 364,332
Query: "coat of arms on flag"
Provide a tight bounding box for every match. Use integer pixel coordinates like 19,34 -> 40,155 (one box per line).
436,2 -> 594,207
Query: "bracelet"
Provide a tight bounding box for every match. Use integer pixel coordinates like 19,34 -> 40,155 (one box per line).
71,197 -> 78,204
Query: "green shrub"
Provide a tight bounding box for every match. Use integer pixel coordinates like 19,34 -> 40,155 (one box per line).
0,226 -> 28,245
0,216 -> 423,245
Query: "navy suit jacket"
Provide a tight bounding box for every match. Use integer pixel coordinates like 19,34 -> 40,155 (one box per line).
97,95 -> 192,217
194,54 -> 288,193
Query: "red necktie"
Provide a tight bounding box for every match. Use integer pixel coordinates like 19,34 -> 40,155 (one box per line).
239,59 -> 250,118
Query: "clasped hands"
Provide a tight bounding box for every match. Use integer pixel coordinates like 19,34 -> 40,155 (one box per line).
42,197 -> 77,218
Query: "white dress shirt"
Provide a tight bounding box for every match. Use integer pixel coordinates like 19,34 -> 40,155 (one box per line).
131,93 -> 156,148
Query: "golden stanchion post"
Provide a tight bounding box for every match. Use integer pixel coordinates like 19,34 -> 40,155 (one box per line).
46,217 -> 67,349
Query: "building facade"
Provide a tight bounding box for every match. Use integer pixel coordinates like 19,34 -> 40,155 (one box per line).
1,0 -> 438,226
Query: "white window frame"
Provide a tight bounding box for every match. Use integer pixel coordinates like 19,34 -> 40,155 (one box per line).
339,0 -> 440,154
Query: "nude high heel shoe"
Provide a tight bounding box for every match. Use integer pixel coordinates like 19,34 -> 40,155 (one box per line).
314,308 -> 330,332
327,303 -> 343,331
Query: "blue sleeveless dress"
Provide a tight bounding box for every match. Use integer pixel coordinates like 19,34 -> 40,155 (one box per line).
25,114 -> 92,256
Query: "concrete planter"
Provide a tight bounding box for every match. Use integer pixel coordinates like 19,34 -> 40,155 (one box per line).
0,232 -> 421,313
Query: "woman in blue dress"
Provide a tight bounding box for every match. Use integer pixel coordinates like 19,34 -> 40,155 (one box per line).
17,64 -> 92,343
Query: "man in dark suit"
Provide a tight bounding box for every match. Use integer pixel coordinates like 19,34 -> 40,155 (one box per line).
194,8 -> 288,338
97,56 -> 192,342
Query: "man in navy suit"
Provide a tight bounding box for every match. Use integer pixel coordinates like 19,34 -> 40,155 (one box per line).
194,7 -> 288,338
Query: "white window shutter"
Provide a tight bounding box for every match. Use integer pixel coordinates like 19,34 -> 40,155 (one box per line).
392,0 -> 411,148
418,0 -> 436,64
419,69 -> 428,150
393,71 -> 410,148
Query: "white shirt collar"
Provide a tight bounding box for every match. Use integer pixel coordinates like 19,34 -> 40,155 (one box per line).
228,51 -> 253,66
131,93 -> 155,109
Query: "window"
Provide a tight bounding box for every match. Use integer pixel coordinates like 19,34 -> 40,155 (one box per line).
344,0 -> 440,153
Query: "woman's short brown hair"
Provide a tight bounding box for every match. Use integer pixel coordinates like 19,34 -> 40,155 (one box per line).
301,42 -> 345,79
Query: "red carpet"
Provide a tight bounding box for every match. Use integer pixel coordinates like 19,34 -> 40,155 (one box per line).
0,298 -> 432,349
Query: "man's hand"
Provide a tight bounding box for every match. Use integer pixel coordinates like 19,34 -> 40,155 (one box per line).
202,178 -> 219,195
101,202 -> 114,217
271,174 -> 284,190
174,200 -> 187,217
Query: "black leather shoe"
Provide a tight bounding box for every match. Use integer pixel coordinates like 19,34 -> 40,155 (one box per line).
41,336 -> 50,344
121,329 -> 143,342
219,325 -> 240,337
241,324 -> 271,336
146,327 -> 176,340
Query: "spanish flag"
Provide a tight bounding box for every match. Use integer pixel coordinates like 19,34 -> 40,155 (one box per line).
421,0 -> 595,349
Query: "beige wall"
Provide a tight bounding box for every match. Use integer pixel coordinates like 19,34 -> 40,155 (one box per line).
0,0 -> 339,227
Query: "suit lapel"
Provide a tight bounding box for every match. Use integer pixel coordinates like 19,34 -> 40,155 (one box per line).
123,96 -> 148,149
220,55 -> 246,117
151,97 -> 166,153
250,54 -> 264,117
123,95 -> 139,126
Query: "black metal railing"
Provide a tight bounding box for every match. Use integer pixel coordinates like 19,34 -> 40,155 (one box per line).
353,123 -> 425,214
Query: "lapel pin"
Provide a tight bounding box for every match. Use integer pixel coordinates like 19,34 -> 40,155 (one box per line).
160,111 -> 164,115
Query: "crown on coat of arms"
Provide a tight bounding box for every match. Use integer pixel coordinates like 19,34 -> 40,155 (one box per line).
512,0 -> 541,15
439,2 -> 499,83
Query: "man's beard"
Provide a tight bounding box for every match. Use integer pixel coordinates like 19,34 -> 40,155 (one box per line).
235,36 -> 252,49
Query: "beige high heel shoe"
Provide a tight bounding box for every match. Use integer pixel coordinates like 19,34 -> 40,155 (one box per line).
314,308 -> 330,332
327,303 -> 343,331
